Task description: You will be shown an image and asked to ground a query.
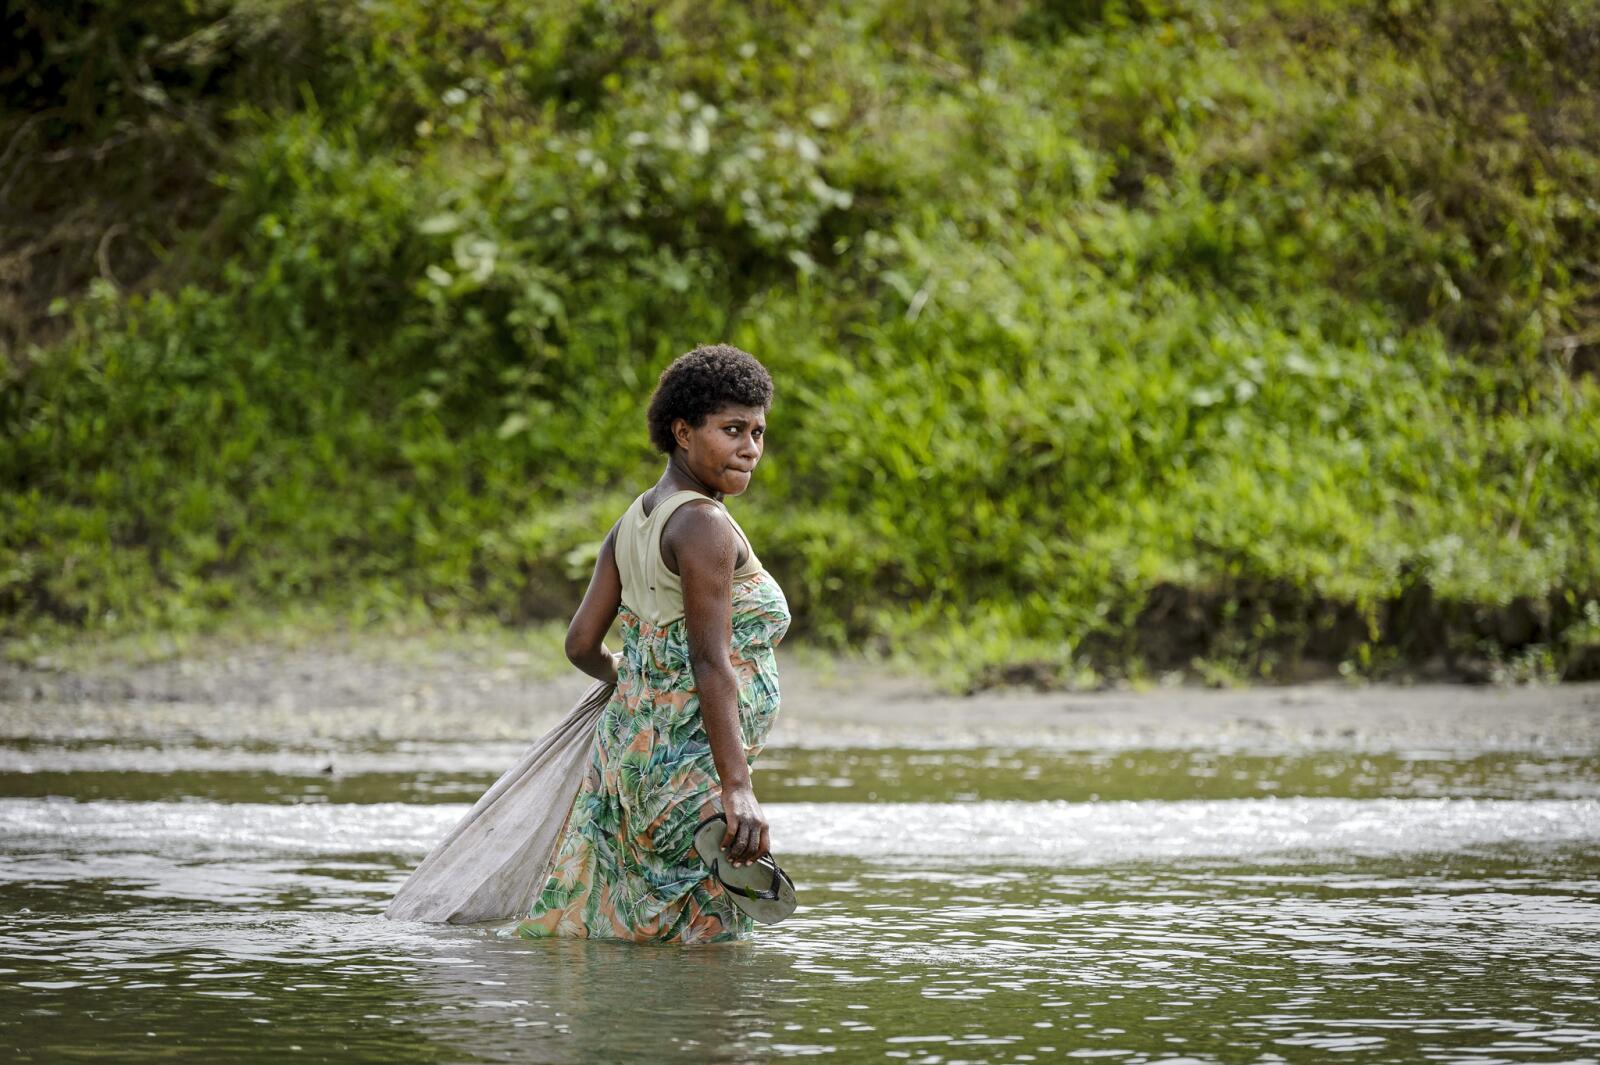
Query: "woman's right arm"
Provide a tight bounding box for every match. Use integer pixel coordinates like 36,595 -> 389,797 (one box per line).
672,504 -> 770,867
565,523 -> 623,685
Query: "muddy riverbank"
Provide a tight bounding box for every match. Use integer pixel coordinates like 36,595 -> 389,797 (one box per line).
3,636 -> 1597,752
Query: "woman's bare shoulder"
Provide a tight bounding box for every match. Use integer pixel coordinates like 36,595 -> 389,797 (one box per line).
661,500 -> 738,575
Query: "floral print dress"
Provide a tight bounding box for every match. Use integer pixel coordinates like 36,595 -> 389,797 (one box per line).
502,497 -> 790,945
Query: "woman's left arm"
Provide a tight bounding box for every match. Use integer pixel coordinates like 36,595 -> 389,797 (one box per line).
565,523 -> 623,685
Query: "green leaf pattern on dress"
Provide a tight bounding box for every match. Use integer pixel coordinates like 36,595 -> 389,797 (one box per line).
505,569 -> 790,944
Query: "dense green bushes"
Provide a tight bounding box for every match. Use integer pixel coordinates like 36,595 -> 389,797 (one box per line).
3,0 -> 1597,686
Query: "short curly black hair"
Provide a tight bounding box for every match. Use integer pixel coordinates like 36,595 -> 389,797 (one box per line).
645,344 -> 773,454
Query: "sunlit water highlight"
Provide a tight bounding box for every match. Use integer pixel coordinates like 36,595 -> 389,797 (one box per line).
3,739 -> 1598,1063
4,796 -> 1598,864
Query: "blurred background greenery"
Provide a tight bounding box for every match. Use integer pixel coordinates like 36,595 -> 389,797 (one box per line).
2,0 -> 1597,690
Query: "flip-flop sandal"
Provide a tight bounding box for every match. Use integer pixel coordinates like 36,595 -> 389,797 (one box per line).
693,813 -> 798,925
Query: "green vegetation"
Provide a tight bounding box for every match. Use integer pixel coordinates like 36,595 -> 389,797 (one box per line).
3,0 -> 1598,690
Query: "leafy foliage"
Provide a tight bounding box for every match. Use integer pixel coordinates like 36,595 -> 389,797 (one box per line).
2,0 -> 1597,687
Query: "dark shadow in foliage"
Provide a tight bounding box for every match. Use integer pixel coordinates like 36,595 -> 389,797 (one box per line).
1013,0 -> 1167,41
0,0 -> 342,356
1069,577 -> 1595,686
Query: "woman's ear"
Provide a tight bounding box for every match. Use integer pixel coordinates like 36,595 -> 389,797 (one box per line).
672,417 -> 692,451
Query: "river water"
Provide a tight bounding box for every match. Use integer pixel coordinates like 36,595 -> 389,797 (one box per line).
4,725 -> 1599,1062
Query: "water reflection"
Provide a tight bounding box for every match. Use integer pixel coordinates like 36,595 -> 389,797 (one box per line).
411,936 -> 814,1064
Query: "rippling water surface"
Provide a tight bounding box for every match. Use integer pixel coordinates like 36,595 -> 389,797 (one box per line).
4,730 -> 1599,1063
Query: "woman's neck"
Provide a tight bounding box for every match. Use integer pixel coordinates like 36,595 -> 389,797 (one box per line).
657,453 -> 722,502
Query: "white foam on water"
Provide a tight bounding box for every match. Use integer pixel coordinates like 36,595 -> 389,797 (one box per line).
2,797 -> 1597,865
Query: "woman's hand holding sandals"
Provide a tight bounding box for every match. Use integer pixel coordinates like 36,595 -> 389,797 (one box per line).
721,782 -> 770,867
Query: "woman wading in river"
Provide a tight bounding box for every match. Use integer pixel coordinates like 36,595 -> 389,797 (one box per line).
384,344 -> 791,944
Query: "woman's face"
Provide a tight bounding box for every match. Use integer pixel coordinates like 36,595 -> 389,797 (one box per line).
673,403 -> 767,496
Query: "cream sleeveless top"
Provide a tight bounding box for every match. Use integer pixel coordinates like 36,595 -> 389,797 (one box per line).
615,489 -> 763,627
